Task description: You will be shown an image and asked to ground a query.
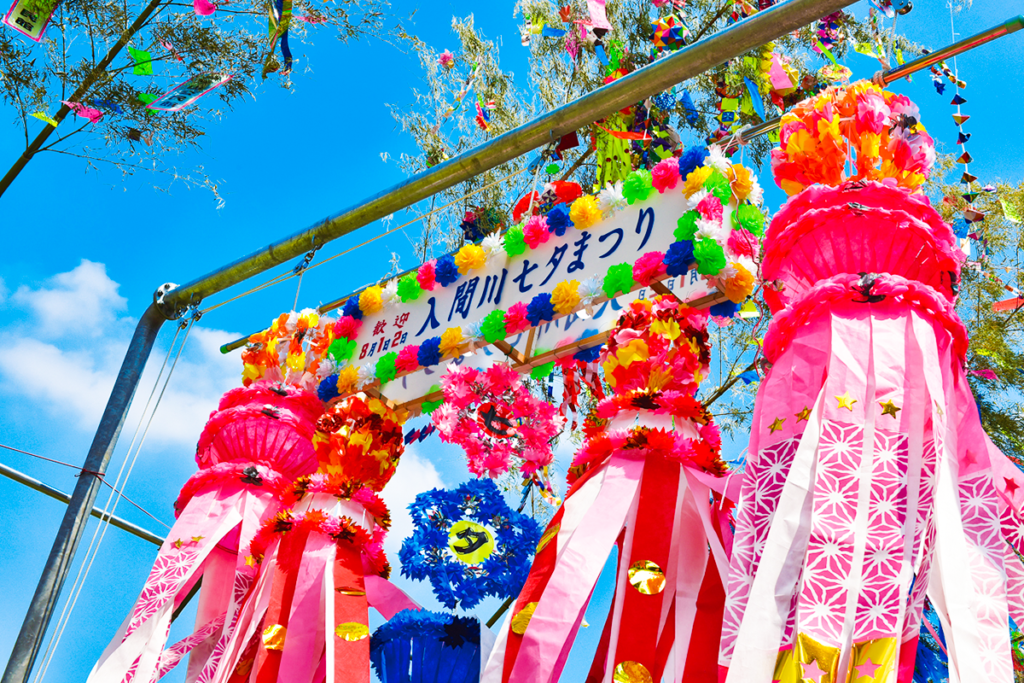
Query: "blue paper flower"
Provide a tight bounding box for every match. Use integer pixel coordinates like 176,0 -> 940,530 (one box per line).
342,297 -> 363,320
435,254 -> 460,287
399,479 -> 542,610
417,338 -> 442,367
317,374 -> 340,402
371,610 -> 481,683
709,300 -> 739,318
526,293 -> 555,326
545,204 -> 573,236
664,240 -> 696,277
678,146 -> 709,179
951,217 -> 969,239
574,345 -> 603,363
653,92 -> 675,110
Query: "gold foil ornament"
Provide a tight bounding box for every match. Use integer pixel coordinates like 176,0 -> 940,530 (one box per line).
447,520 -> 495,564
627,560 -> 666,595
612,660 -> 654,683
511,602 -> 538,635
262,624 -> 287,650
334,622 -> 370,641
847,637 -> 897,681
792,632 -> 840,682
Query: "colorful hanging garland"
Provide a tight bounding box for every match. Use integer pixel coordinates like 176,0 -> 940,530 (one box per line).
398,479 -> 542,610
241,309 -> 334,387
312,395 -> 405,491
431,363 -> 565,478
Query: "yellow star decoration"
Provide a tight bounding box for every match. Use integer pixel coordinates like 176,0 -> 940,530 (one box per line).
836,393 -> 857,411
172,539 -> 184,549
245,555 -> 256,567
879,400 -> 901,418
769,417 -> 786,433
795,406 -> 812,422
191,536 -> 205,543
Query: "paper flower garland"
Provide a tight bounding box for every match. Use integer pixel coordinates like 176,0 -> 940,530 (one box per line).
431,364 -> 565,477
770,80 -> 936,196
241,309 -> 334,388
307,148 -> 765,405
398,478 -> 542,610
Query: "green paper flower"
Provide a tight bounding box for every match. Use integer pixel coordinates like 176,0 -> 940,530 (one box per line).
675,210 -> 700,242
602,263 -> 635,298
504,225 -> 527,257
531,361 -> 556,379
375,352 -> 398,384
397,273 -> 422,302
481,309 -> 507,343
703,169 -> 731,203
422,398 -> 444,414
733,204 -> 765,237
694,238 -> 727,275
622,169 -> 654,204
327,337 -> 356,363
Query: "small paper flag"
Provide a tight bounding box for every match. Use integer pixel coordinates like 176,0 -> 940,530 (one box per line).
957,151 -> 974,164
957,131 -> 971,145
30,111 -> 58,127
952,113 -> 970,125
961,172 -> 978,184
128,47 -> 153,75
950,94 -> 967,105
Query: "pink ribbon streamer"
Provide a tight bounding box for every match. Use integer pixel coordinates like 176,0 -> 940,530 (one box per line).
62,100 -> 103,123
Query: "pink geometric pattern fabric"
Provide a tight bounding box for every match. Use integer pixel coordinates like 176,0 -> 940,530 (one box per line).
125,541 -> 203,638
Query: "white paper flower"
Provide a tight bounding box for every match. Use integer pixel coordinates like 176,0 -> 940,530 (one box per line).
481,232 -> 505,263
597,181 -> 627,216
463,321 -> 484,343
695,217 -> 724,242
317,357 -> 337,381
356,363 -> 376,389
685,188 -> 710,211
705,145 -> 731,175
746,175 -> 764,207
381,279 -> 399,308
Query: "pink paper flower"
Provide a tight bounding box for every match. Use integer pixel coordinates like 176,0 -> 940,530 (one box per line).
438,50 -> 455,69
632,251 -> 667,286
696,194 -> 724,223
395,345 -> 420,373
651,158 -> 680,193
523,216 -> 551,249
504,302 -> 531,335
416,260 -> 437,291
727,228 -> 759,259
333,316 -> 362,341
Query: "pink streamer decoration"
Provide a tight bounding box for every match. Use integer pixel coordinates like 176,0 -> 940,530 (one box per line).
194,0 -> 216,16
968,368 -> 999,381
61,101 -> 103,123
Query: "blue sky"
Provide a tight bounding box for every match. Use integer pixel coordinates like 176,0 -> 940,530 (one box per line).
0,0 -> 1023,680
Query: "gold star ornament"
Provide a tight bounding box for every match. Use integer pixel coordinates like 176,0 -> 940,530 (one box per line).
769,417 -> 786,433
836,392 -> 857,411
795,406 -> 812,422
879,400 -> 901,418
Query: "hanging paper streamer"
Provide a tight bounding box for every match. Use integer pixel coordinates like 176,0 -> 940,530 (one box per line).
680,89 -> 699,127
371,610 -> 486,683
743,77 -> 765,120
86,381 -> 324,683
262,0 -> 292,77
399,479 -> 542,610
720,83 -> 1024,683
145,73 -> 232,112
2,0 -> 57,41
483,297 -> 730,683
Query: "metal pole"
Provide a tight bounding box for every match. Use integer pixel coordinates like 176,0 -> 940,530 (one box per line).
737,14 -> 1024,142
0,462 -> 164,547
2,304 -> 165,683
155,0 -> 861,319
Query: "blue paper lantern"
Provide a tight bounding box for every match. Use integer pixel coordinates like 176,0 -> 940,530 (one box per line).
371,610 -> 481,683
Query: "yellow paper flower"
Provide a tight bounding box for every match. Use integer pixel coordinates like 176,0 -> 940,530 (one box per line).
616,339 -> 649,368
721,263 -> 755,303
650,317 -> 681,341
285,351 -> 305,372
569,195 -> 602,230
454,244 -> 486,274
242,363 -> 264,382
335,365 -> 359,395
682,166 -> 713,197
551,280 -> 581,315
816,114 -> 841,144
727,164 -> 753,202
348,430 -> 373,454
647,365 -> 673,392
359,286 -> 384,315
439,326 -> 464,357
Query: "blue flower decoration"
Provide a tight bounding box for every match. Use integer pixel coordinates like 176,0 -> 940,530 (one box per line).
678,146 -> 709,179
545,204 -> 573,236
526,293 -> 555,326
417,338 -> 442,367
399,478 -> 542,610
653,92 -> 675,110
342,297 -> 363,320
664,240 -> 696,277
951,217 -> 969,239
371,610 -> 481,683
709,300 -> 739,318
317,374 -> 340,402
435,254 -> 460,287
574,345 -> 603,363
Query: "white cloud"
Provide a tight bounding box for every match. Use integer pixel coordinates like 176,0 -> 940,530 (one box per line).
0,263 -> 242,450
12,260 -> 127,338
381,445 -> 445,556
